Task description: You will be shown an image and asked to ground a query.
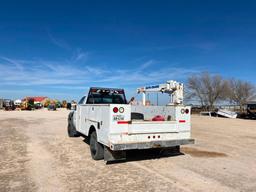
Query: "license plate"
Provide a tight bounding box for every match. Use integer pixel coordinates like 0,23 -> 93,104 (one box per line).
113,115 -> 124,121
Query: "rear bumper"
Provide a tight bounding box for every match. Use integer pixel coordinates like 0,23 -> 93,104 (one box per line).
110,138 -> 195,151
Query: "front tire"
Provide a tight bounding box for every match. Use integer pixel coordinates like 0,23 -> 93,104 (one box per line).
89,131 -> 104,160
67,112 -> 79,137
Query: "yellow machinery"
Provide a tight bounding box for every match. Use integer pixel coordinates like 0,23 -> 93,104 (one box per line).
21,97 -> 34,110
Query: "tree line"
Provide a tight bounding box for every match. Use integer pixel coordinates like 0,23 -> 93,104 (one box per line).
186,72 -> 256,110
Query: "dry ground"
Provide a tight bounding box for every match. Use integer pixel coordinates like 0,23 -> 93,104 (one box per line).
0,109 -> 255,192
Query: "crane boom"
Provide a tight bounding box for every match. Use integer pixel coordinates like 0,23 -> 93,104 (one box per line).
137,80 -> 184,106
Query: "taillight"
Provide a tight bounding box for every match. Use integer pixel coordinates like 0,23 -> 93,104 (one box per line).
119,107 -> 124,113
113,107 -> 118,113
185,109 -> 189,114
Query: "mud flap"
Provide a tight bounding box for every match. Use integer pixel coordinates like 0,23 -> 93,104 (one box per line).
104,147 -> 126,162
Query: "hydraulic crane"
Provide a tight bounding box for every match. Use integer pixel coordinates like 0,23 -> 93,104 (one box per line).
137,80 -> 184,106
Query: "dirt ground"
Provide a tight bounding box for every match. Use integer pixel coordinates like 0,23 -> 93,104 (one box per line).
0,109 -> 255,192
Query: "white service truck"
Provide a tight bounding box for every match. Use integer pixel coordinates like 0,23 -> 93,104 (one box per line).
68,80 -> 194,161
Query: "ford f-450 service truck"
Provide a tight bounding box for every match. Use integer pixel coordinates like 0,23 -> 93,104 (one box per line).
68,81 -> 194,162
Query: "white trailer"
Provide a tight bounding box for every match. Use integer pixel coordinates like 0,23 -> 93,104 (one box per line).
68,83 -> 194,162
216,109 -> 237,119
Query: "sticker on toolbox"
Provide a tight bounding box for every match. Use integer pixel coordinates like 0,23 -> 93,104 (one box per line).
113,115 -> 125,121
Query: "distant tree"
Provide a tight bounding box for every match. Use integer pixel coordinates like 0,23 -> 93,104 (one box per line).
187,72 -> 228,110
227,79 -> 255,111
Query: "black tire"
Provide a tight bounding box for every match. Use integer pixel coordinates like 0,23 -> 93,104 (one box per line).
89,131 -> 104,160
174,145 -> 180,153
67,112 -> 79,137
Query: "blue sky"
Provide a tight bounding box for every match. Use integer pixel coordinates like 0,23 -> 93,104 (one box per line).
0,0 -> 256,101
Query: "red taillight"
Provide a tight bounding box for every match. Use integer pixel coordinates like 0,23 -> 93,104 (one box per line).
113,107 -> 118,113
185,109 -> 190,114
179,120 -> 186,123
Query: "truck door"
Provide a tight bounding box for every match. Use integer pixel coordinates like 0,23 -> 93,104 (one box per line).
76,96 -> 86,133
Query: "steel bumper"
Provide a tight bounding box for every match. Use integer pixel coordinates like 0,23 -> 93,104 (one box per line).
111,138 -> 195,151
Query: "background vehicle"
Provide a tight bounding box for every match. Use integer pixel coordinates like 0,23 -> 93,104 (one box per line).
0,99 -> 3,109
34,103 -> 43,109
14,99 -> 22,108
66,102 -> 72,110
21,97 -> 35,110
68,81 -> 194,162
247,102 -> 256,119
48,102 -> 56,111
4,99 -> 15,111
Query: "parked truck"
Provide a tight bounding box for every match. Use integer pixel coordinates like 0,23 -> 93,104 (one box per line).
0,99 -> 3,109
68,80 -> 194,162
3,99 -> 15,111
242,102 -> 256,119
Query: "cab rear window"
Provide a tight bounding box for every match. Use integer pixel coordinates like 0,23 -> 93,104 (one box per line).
86,88 -> 127,104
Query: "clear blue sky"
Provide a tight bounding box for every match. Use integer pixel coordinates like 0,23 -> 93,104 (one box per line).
0,0 -> 256,101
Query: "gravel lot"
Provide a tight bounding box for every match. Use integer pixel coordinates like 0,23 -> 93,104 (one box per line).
0,109 -> 255,192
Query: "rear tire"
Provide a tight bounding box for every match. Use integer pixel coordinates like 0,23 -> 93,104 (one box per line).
67,112 -> 79,137
89,131 -> 104,160
174,145 -> 180,153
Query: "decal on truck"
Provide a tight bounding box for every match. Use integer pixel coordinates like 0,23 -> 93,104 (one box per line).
113,115 -> 125,121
